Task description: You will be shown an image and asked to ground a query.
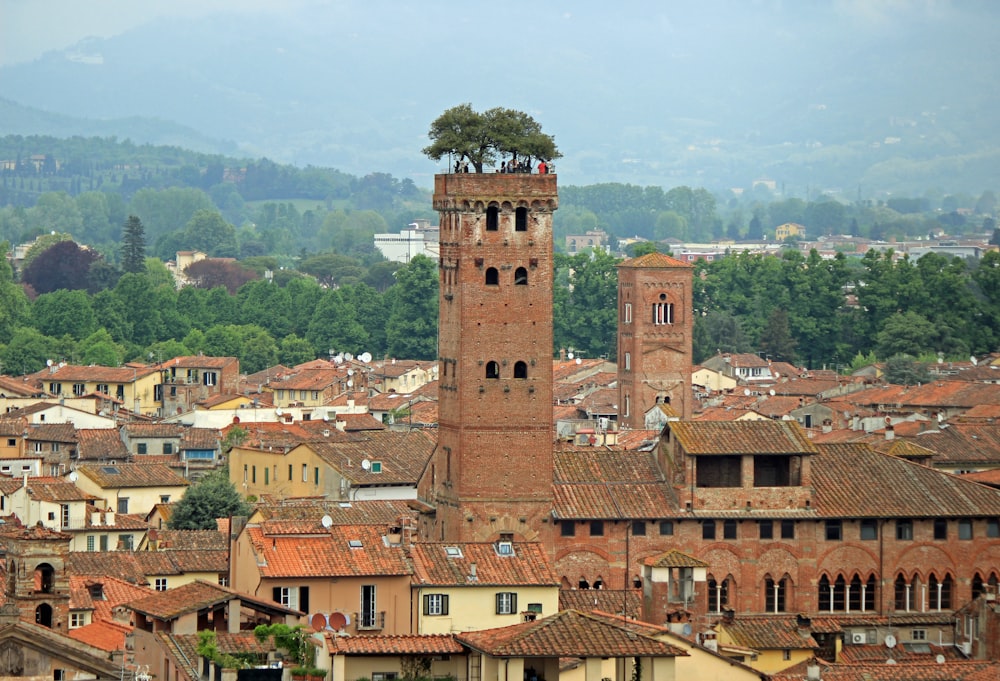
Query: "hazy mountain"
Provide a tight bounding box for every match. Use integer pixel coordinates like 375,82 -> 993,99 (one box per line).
2,2 -> 998,195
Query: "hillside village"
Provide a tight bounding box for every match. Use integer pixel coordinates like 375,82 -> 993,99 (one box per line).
1,173 -> 1000,681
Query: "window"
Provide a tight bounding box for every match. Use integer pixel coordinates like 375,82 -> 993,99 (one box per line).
288,464 -> 293,481
496,592 -> 517,615
485,361 -> 500,379
360,585 -> 378,628
117,498 -> 129,514
860,519 -> 878,540
486,206 -> 499,231
155,578 -> 167,591
35,442 -> 43,452
896,519 -> 913,540
766,577 -> 787,613
163,443 -> 173,455
959,519 -> 973,540
5,438 -> 13,447
707,577 -> 729,613
624,302 -> 632,324
302,464 -> 308,482
485,267 -> 499,285
632,520 -> 646,536
51,442 -> 59,452
423,594 -> 449,616
252,466 -> 257,484
69,613 -> 85,629
653,300 -> 674,325
312,391 -> 319,400
86,536 -> 95,552
371,675 -> 398,681
137,443 -> 147,455
759,521 -> 774,539
702,521 -> 716,540
911,629 -> 926,641
314,467 -> 319,485
782,650 -> 791,661
624,352 -> 631,371
160,495 -> 170,504
781,520 -> 795,539
100,535 -> 108,551
264,468 -> 269,485
590,520 -> 604,536
826,520 -> 843,541
514,267 -> 528,285
203,372 -> 217,387
515,207 -> 527,231
513,361 -> 528,379
560,520 -> 575,537
61,504 -> 69,529
723,519 -> 737,540
934,518 -> 948,540
96,384 -> 108,395
120,534 -> 134,550
73,383 -> 86,396
989,519 -> 1000,538
659,520 -> 674,536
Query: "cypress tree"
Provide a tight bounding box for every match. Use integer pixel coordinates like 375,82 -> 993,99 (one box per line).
121,215 -> 147,273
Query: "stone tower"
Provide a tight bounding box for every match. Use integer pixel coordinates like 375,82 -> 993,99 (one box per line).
1,521 -> 72,629
419,173 -> 558,542
616,252 -> 694,428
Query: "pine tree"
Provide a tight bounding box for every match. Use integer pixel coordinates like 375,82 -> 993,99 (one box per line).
121,215 -> 147,273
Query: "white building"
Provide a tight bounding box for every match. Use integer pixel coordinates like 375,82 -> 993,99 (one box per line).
373,220 -> 439,263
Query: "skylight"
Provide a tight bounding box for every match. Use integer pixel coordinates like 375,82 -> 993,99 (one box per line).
348,539 -> 363,549
444,546 -> 462,558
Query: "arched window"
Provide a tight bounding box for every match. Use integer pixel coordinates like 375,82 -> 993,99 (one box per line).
894,574 -> 913,612
485,267 -> 499,285
513,361 -> 528,379
972,572 -> 999,599
929,573 -> 953,610
485,361 -> 500,379
486,206 -> 499,231
707,575 -> 731,613
35,603 -> 53,628
849,574 -> 864,612
818,575 -> 847,612
515,207 -> 527,231
593,578 -> 604,590
35,563 -> 55,594
578,578 -> 590,590
514,267 -> 528,285
765,576 -> 787,613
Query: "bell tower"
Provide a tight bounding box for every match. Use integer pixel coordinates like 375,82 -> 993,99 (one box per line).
420,173 -> 558,542
616,252 -> 694,428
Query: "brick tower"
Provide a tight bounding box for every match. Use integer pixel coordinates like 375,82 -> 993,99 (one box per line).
616,252 -> 694,428
1,522 -> 72,629
420,173 -> 558,542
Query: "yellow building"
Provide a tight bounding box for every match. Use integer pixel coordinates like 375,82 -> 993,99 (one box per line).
73,462 -> 191,518
714,614 -> 820,674
26,363 -> 162,416
774,222 -> 805,241
410,542 -> 561,634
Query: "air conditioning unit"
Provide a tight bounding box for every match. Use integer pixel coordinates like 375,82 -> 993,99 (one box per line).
851,633 -> 866,644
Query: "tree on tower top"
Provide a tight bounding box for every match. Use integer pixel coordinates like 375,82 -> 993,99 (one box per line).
423,103 -> 561,173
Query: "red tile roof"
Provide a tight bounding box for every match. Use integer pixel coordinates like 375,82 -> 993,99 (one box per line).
77,462 -> 191,488
617,252 -> 693,269
325,633 -> 464,654
719,614 -> 819,650
247,524 -> 413,578
76,428 -> 130,460
68,619 -> 132,651
805,661 -> 1000,681
411,542 -> 559,586
456,609 -> 687,658
558,591 -> 642,619
668,420 -> 818,455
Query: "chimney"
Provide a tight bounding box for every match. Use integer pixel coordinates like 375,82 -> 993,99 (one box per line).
885,425 -> 895,441
722,608 -> 735,625
468,562 -> 477,581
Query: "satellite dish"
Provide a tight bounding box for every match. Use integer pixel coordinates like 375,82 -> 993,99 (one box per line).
567,352 -> 574,360
769,389 -> 775,396
359,352 -> 372,363
275,408 -> 283,415
744,388 -> 751,396
361,459 -> 371,470
328,612 -> 348,630
46,359 -> 53,367
68,471 -> 78,483
347,380 -> 353,388
321,515 -> 333,528
886,659 -> 896,665
935,654 -> 945,664
575,358 -> 582,365
773,372 -> 779,378
347,369 -> 354,376
884,634 -> 897,649
971,356 -> 978,366
344,352 -> 354,361
311,613 -> 328,631
884,416 -> 892,425
682,623 -> 692,636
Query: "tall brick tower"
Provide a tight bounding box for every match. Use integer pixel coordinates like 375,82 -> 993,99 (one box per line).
419,173 -> 558,542
616,252 -> 694,428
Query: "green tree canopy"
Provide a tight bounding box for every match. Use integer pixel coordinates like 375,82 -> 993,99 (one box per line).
121,215 -> 147,273
167,470 -> 251,530
423,104 -> 561,172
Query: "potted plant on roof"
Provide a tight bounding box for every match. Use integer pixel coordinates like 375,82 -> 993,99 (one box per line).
254,623 -> 315,680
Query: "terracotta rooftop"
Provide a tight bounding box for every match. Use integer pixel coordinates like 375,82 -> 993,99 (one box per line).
67,619 -> 132,651
800,660 -> 1000,681
247,524 -> 413,578
160,355 -> 237,369
812,443 -> 1000,517
642,549 -> 709,568
149,529 -> 227,551
27,363 -> 159,383
617,252 -> 693,269
553,449 -> 675,519
308,430 -> 435,485
719,614 -> 819,650
76,462 -> 191,488
668,420 -> 818,455
76,428 -> 130,460
123,423 -> 185,438
411,542 -> 559,586
456,609 -> 688,658
558,591 -> 642,619
324,633 -> 464,655
252,498 -> 416,527
24,423 -> 77,443
70,575 -> 154,622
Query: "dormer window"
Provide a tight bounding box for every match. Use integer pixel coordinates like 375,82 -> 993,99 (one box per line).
496,541 -> 514,556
